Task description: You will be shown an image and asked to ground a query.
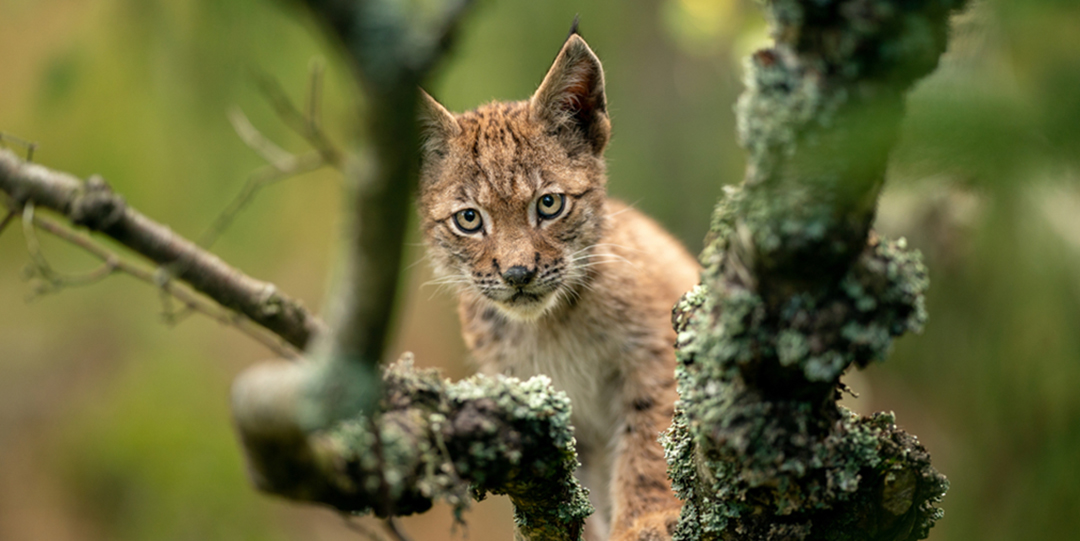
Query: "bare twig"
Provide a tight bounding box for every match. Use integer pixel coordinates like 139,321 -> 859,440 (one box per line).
21,202 -> 117,297
157,281 -> 197,326
200,63 -> 339,249
0,209 -> 15,237
339,514 -> 388,541
255,68 -> 343,168
0,132 -> 38,162
229,107 -> 298,171
29,210 -> 300,358
0,148 -> 323,350
383,517 -> 414,541
200,109 -> 327,249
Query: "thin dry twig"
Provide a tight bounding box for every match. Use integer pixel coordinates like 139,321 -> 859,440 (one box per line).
196,152 -> 325,248
0,132 -> 38,162
0,149 -> 322,349
255,66 -> 343,167
29,210 -> 300,358
339,514 -> 390,541
21,202 -> 117,296
199,62 -> 340,249
0,209 -> 15,237
228,107 -> 298,171
383,517 -> 414,541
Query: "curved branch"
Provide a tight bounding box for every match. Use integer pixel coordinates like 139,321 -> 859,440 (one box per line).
231,358 -> 591,541
0,148 -> 324,350
665,1 -> 967,540
27,210 -> 300,358
278,0 -> 477,425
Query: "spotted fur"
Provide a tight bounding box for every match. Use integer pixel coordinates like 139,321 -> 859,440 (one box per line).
418,34 -> 700,541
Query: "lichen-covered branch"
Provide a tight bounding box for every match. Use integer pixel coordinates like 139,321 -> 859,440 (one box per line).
663,1 -> 967,539
0,148 -> 323,350
299,0 -> 475,371
249,0 -> 477,427
226,3 -> 589,540
233,358 -> 591,540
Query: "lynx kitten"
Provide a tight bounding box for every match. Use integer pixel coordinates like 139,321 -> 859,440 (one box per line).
418,31 -> 699,541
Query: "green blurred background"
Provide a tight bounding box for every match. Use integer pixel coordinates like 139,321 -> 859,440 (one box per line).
1,0 -> 1078,539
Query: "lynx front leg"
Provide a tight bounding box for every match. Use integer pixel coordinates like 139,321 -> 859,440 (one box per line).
607,376 -> 682,541
578,451 -> 613,541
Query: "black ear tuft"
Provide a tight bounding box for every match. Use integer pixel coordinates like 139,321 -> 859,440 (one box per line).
566,15 -> 580,41
530,34 -> 610,156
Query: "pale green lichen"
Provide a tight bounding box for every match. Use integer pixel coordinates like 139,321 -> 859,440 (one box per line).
680,235 -> 929,396
670,227 -> 939,541
665,401 -> 948,540
325,359 -> 591,540
716,0 -> 967,294
665,0 -> 963,538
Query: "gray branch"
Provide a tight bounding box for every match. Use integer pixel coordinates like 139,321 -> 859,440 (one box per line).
0,149 -> 323,350
228,1 -> 592,539
233,358 -> 590,540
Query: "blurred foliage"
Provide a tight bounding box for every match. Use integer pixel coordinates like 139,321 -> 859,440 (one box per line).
1,0 -> 1079,540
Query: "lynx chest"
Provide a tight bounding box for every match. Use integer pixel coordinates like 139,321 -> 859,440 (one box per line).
473,311 -> 629,455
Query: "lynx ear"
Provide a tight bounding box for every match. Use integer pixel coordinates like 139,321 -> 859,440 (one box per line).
418,89 -> 460,159
529,34 -> 610,156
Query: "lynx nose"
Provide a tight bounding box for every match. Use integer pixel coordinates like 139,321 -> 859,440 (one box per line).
502,265 -> 536,287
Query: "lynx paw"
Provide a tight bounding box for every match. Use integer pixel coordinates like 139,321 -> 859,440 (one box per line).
609,508 -> 680,541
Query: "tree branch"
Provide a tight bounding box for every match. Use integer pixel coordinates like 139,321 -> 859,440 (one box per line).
231,358 -> 590,540
0,148 -> 324,350
2,2 -> 588,536
664,1 -> 967,540
25,209 -> 301,358
227,3 -> 592,539
253,67 -> 344,169
0,208 -> 15,236
229,0 -> 479,443
20,202 -> 118,294
0,132 -> 39,162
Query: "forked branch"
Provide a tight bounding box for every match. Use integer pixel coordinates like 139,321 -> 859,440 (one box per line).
23,207 -> 300,358
0,149 -> 324,350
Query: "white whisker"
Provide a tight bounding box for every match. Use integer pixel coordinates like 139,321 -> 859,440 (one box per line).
569,254 -> 635,265
604,199 -> 643,219
403,252 -> 432,271
574,260 -> 639,270
570,242 -> 640,255
421,272 -> 474,302
421,277 -> 471,287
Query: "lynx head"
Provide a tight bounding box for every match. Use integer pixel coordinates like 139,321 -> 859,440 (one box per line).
418,34 -> 611,321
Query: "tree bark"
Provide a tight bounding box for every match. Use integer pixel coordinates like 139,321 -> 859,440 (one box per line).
0,149 -> 322,350
662,0 -> 966,539
229,2 -> 594,539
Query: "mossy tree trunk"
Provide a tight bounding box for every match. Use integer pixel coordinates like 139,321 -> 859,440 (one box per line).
663,0 -> 966,539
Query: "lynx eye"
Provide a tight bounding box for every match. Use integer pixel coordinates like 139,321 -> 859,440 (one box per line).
453,208 -> 483,234
537,193 -> 565,219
